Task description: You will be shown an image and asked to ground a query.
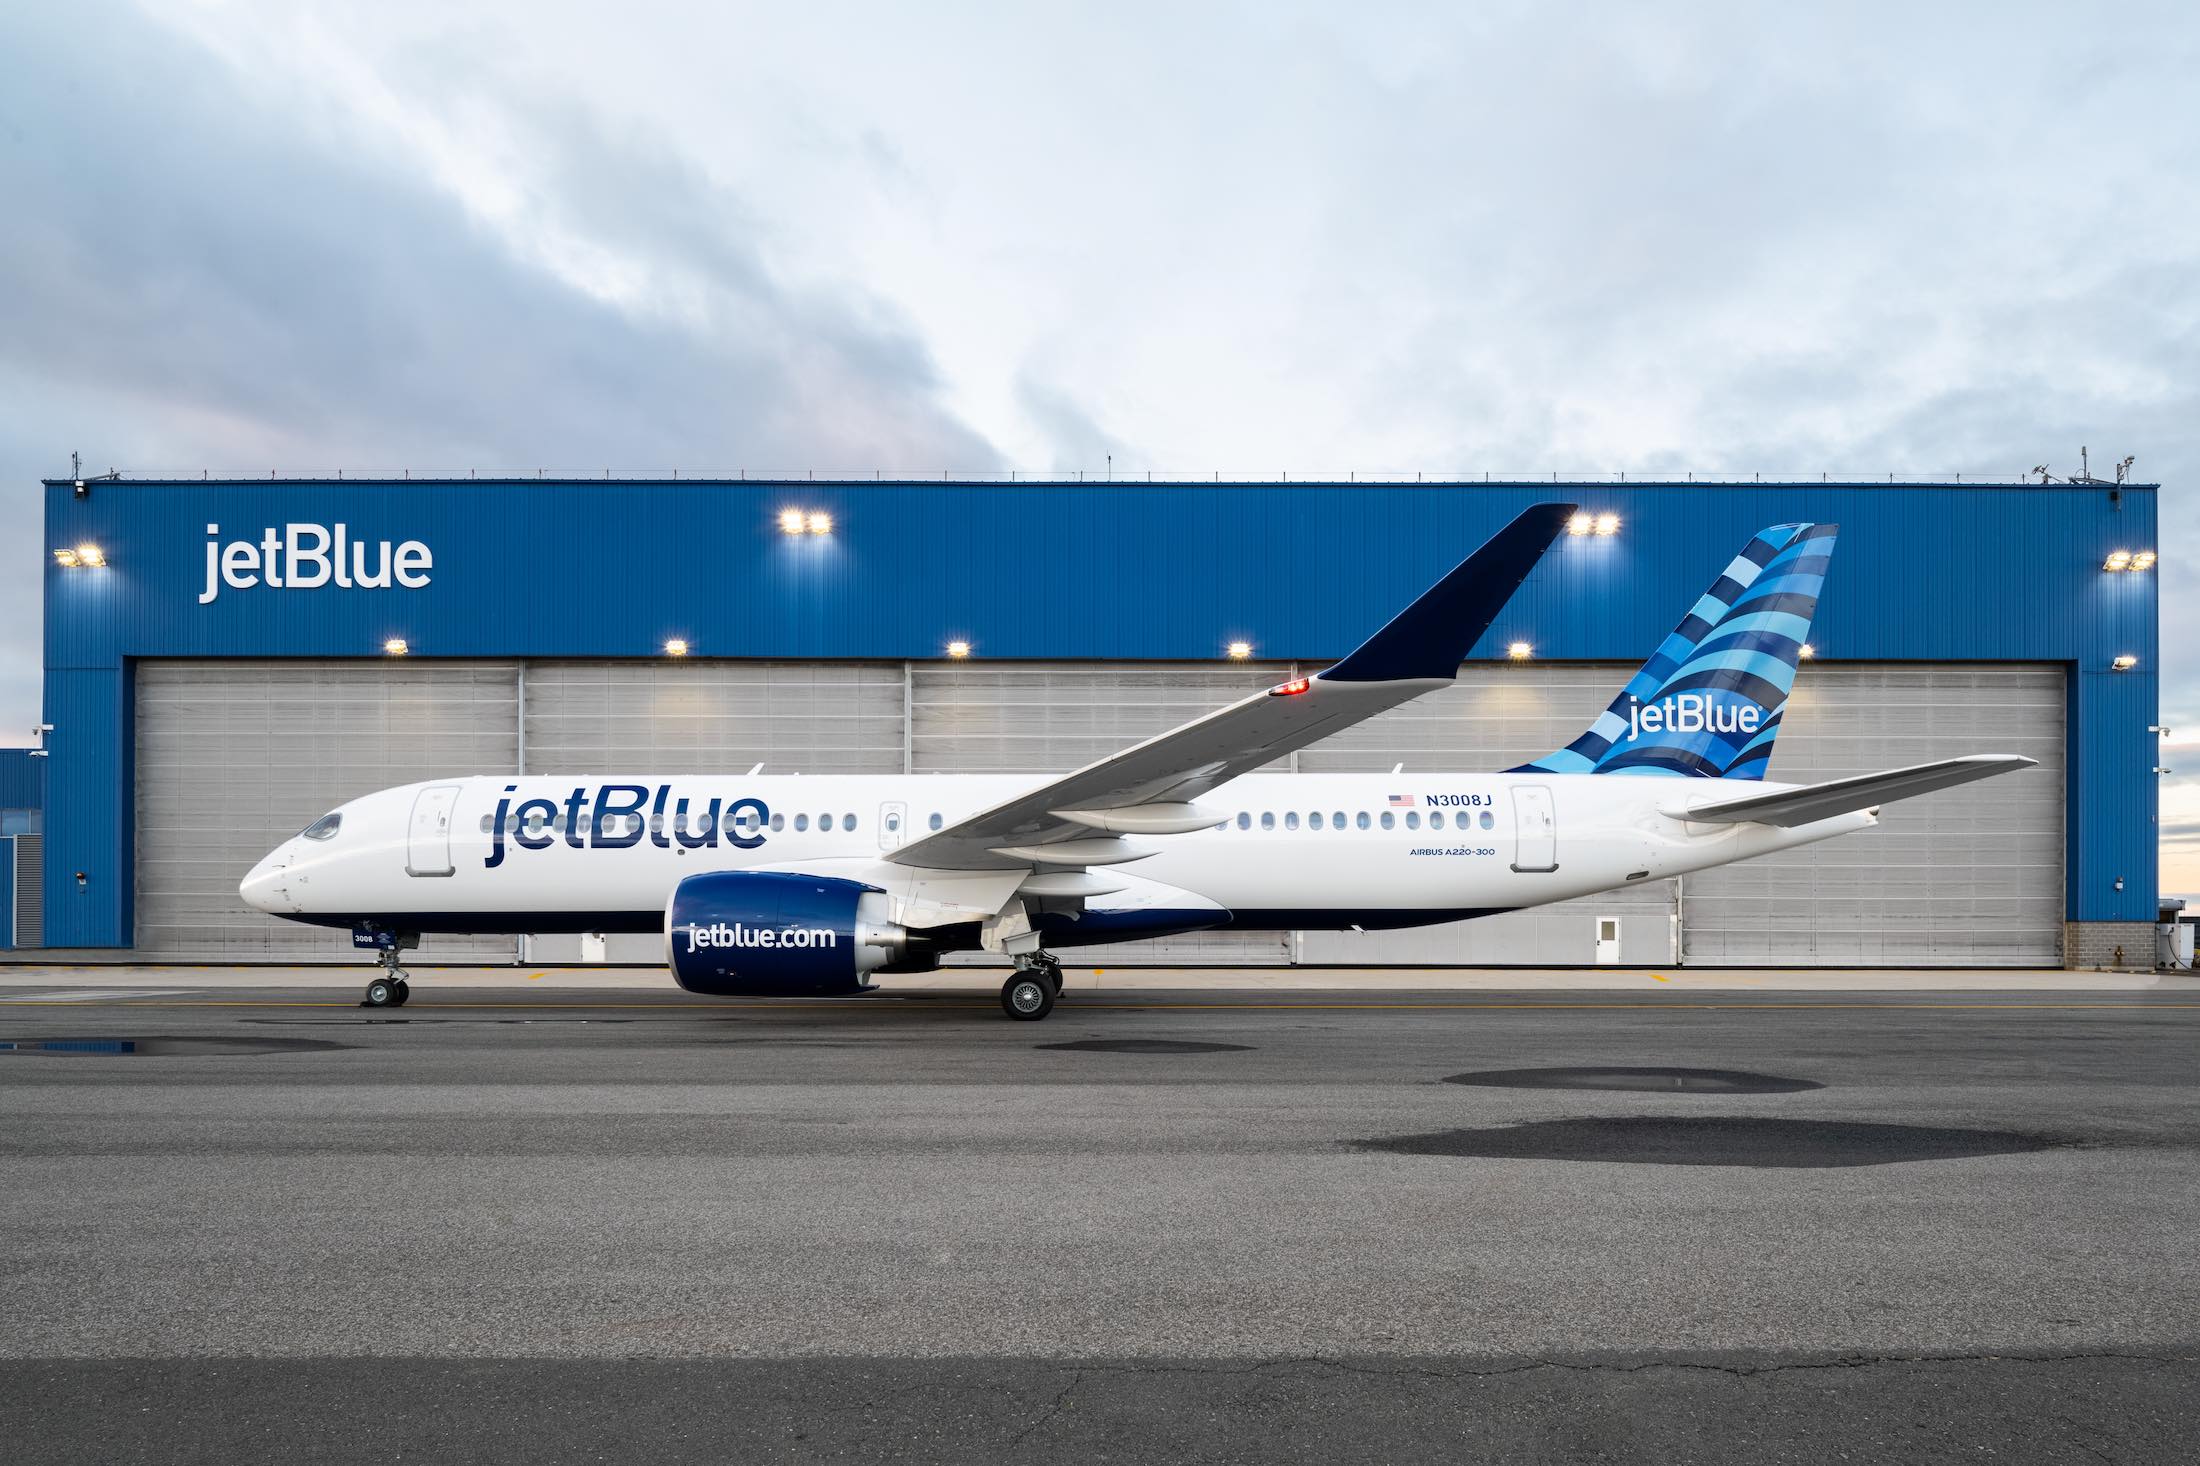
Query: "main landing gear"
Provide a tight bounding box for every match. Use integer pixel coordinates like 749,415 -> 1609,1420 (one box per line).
361,950 -> 412,1009
1000,952 -> 1063,1021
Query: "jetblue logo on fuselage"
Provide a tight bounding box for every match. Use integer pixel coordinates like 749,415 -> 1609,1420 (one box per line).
199,523 -> 432,605
1625,693 -> 1763,743
682,922 -> 838,954
485,784 -> 768,869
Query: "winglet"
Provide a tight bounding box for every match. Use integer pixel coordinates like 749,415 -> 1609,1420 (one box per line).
1319,502 -> 1577,683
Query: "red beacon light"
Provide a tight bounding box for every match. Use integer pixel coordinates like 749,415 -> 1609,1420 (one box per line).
1269,677 -> 1312,697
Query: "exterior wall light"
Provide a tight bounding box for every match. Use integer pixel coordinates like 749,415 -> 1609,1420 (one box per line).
2112,654 -> 2138,670
945,640 -> 971,659
383,638 -> 410,657
70,543 -> 106,567
53,548 -> 80,568
779,509 -> 806,535
1799,642 -> 1817,659
1226,641 -> 1253,660
806,511 -> 833,535
2132,550 -> 2157,570
664,638 -> 690,657
1566,513 -> 1593,536
2104,550 -> 2132,570
1593,513 -> 1620,536
1507,641 -> 1534,660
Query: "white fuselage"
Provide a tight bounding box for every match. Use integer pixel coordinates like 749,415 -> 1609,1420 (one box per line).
240,771 -> 1875,943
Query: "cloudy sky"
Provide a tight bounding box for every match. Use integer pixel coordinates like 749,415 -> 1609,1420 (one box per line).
3,1 -> 2195,886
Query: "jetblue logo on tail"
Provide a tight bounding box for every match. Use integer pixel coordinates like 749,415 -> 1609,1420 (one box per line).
1624,693 -> 1762,743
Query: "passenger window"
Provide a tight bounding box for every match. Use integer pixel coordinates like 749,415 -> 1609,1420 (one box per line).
1237,811 -> 1251,831
1430,811 -> 1445,830
1406,811 -> 1421,829
794,813 -> 809,832
1356,811 -> 1370,830
1261,812 -> 1275,831
1380,811 -> 1395,830
1333,811 -> 1346,830
929,812 -> 944,831
1309,812 -> 1324,830
1480,810 -> 1495,830
650,813 -> 665,835
769,813 -> 784,832
478,815 -> 492,833
843,813 -> 857,831
1285,812 -> 1300,830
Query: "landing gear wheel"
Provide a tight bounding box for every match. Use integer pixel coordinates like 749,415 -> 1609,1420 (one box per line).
391,979 -> 411,1007
363,976 -> 401,1008
1002,972 -> 1056,1021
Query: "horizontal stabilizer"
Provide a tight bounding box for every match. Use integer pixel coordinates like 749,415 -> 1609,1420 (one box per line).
1671,755 -> 2036,827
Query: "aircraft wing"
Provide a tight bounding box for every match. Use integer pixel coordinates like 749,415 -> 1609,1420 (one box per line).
889,502 -> 1577,871
1670,755 -> 2037,828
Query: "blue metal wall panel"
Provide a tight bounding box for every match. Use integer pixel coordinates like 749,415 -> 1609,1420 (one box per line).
0,838 -> 13,949
0,749 -> 42,810
36,477 -> 2160,944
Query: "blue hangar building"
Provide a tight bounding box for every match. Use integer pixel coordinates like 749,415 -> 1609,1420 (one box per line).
12,474 -> 2161,969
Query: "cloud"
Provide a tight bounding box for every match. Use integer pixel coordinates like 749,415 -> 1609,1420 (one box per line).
0,0 -> 998,741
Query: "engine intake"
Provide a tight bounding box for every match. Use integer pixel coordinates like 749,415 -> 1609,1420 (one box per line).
665,871 -> 907,997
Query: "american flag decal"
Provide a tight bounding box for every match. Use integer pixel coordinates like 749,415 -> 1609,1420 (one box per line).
1387,793 -> 1414,808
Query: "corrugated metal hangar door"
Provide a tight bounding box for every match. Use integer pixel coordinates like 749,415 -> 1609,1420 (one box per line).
1677,664 -> 2065,965
129,658 -> 2064,968
134,661 -> 520,960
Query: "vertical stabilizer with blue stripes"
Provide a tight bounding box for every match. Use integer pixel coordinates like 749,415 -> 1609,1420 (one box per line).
1511,522 -> 1837,779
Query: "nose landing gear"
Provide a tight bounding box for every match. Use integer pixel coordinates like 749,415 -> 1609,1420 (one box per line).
361,950 -> 412,1008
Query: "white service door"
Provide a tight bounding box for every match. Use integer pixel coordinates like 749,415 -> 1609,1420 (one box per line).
1594,916 -> 1621,964
1510,785 -> 1558,873
406,784 -> 462,877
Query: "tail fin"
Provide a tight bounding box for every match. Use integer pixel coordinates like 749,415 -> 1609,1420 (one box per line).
1513,522 -> 1837,779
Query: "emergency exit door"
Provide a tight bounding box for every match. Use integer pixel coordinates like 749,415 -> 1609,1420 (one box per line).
1510,785 -> 1558,872
877,801 -> 908,851
406,784 -> 461,876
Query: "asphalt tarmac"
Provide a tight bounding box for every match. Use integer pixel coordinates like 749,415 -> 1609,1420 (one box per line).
2,982 -> 2196,1462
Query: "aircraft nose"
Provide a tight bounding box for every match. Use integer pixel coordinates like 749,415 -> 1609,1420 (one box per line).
240,849 -> 296,913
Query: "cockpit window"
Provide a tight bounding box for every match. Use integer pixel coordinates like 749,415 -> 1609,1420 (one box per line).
301,812 -> 343,841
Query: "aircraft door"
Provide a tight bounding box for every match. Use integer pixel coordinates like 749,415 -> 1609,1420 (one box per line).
878,801 -> 908,851
406,784 -> 462,877
1510,785 -> 1558,873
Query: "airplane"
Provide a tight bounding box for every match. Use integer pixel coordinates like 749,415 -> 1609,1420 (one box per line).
240,502 -> 2034,1018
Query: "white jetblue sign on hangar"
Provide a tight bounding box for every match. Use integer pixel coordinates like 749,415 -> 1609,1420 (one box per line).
199,523 -> 432,604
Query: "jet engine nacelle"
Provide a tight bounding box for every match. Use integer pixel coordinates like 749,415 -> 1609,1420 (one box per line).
664,871 -> 908,997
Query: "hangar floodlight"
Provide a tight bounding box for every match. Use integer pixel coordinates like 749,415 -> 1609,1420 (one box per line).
2103,549 -> 2132,571
383,638 -> 410,657
806,511 -> 833,535
1799,642 -> 1816,659
664,638 -> 690,657
52,548 -> 80,568
75,543 -> 106,567
1226,640 -> 1253,660
1507,641 -> 1534,660
778,508 -> 806,535
945,640 -> 971,659
1566,513 -> 1593,536
2112,654 -> 2138,670
1593,513 -> 1620,536
2132,550 -> 2157,571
